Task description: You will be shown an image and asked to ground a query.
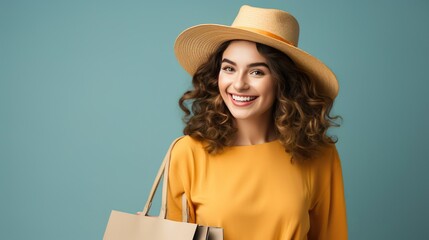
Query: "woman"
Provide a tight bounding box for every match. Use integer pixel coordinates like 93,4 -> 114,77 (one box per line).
166,5 -> 347,240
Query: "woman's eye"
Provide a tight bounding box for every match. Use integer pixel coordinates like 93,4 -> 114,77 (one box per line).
222,66 -> 234,72
250,70 -> 264,76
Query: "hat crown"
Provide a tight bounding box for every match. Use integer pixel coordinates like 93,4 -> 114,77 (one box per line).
231,5 -> 300,47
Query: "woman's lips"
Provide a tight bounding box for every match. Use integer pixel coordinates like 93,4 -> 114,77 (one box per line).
229,94 -> 258,106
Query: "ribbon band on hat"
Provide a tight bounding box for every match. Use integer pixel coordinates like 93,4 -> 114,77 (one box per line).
234,26 -> 297,47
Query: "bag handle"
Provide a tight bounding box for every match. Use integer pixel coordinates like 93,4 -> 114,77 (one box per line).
141,136 -> 184,219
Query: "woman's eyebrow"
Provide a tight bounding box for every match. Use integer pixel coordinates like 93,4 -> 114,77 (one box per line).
221,58 -> 236,65
248,62 -> 269,69
222,58 -> 269,69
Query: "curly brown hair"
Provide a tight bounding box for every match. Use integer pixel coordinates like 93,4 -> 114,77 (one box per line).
179,40 -> 340,160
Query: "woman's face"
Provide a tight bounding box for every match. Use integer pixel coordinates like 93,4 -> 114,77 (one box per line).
218,40 -> 276,123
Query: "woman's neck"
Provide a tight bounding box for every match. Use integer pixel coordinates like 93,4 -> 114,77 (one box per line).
233,116 -> 277,146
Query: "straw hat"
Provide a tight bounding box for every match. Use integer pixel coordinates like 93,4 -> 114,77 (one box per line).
174,5 -> 338,98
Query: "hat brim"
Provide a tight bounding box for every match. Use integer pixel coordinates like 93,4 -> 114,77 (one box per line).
174,24 -> 338,98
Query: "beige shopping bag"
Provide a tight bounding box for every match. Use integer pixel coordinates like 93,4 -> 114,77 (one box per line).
103,137 -> 223,240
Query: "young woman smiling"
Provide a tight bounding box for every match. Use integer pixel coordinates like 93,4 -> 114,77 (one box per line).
165,5 -> 347,240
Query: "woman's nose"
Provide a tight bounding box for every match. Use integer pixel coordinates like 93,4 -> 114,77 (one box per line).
232,73 -> 249,91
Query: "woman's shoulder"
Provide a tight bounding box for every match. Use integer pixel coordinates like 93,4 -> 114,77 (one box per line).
304,144 -> 343,188
169,135 -> 208,173
169,135 -> 206,159
172,135 -> 204,150
303,143 -> 341,172
304,144 -> 344,203
318,143 -> 339,161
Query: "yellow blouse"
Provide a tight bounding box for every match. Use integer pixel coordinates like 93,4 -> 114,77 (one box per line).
166,136 -> 347,240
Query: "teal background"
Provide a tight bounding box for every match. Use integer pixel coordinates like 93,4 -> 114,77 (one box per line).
1,0 -> 428,239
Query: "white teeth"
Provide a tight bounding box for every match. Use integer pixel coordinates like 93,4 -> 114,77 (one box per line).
232,95 -> 257,102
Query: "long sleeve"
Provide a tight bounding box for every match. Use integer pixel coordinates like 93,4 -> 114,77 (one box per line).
166,137 -> 196,223
308,146 -> 348,240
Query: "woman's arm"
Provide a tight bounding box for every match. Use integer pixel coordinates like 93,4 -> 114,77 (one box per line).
308,146 -> 348,240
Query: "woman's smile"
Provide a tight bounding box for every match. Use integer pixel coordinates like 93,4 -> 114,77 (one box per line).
230,94 -> 258,105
